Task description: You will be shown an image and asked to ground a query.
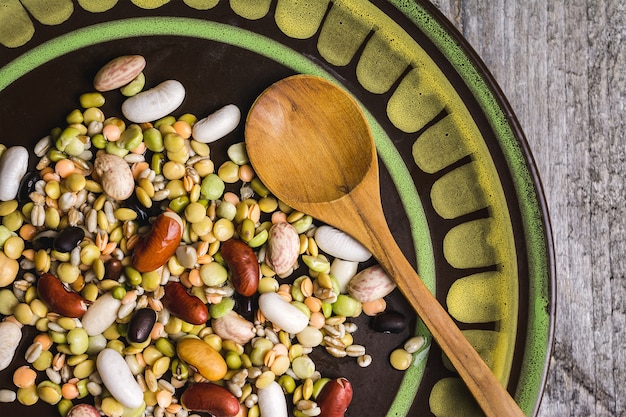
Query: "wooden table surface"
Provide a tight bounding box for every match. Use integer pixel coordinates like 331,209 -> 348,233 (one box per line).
430,1 -> 625,416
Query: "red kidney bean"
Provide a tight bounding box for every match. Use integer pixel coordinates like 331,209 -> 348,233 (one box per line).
317,377 -> 353,417
180,382 -> 240,417
37,273 -> 90,318
220,238 -> 259,297
161,281 -> 208,325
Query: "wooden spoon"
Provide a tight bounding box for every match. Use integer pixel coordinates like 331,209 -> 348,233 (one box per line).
245,74 -> 526,417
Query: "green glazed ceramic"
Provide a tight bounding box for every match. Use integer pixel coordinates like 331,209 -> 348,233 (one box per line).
0,1 -> 554,416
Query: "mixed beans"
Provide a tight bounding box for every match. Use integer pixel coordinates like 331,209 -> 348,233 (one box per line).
0,55 -> 426,417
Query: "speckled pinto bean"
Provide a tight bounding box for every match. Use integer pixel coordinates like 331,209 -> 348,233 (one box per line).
220,238 -> 259,296
317,377 -> 353,417
0,319 -> 22,371
161,281 -> 208,325
265,222 -> 300,275
66,403 -> 100,417
180,382 -> 240,417
37,273 -> 90,318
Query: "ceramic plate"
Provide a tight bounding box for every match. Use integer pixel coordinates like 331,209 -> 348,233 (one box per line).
0,1 -> 554,416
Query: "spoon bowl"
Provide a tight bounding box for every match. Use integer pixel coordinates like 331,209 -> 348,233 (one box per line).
245,74 -> 526,417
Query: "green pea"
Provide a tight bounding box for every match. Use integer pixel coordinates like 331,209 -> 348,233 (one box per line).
0,288 -> 19,315
225,350 -> 242,370
200,173 -> 225,200
66,108 -> 84,124
144,127 -> 164,152
91,133 -> 107,149
154,115 -> 176,128
291,301 -> 311,319
199,262 -> 228,286
312,377 -> 330,399
302,255 -> 331,273
209,297 -> 235,319
155,337 -> 176,358
111,285 -> 127,300
291,276 -> 308,302
76,378 -> 89,399
164,132 -> 185,153
278,374 -> 296,394
57,398 -> 74,417
72,358 -> 95,379
64,137 -> 85,157
124,266 -> 142,286
171,359 -> 189,380
67,327 -> 89,355
292,215 -> 313,234
14,303 -> 33,325
79,92 -> 105,108
118,124 -> 143,151
169,195 -> 190,213
105,141 -> 129,157
141,270 -> 160,292
120,72 -> 145,97
32,350 -> 53,371
332,294 -> 362,318
215,201 -> 236,220
258,277 -> 279,294
87,334 -> 107,354
321,302 -> 333,318
251,177 -> 270,198
227,142 -> 249,165
17,385 -> 39,406
247,229 -> 268,248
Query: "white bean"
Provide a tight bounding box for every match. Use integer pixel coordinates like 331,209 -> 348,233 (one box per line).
81,292 -> 122,336
0,146 -> 29,201
258,292 -> 308,334
0,320 -> 22,371
96,348 -> 143,409
191,104 -> 241,143
329,258 -> 359,293
314,225 -> 371,262
257,381 -> 288,417
0,389 -> 16,403
122,80 -> 185,123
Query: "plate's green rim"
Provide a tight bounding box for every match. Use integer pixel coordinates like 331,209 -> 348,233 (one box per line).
0,16 -> 434,417
388,0 -> 555,414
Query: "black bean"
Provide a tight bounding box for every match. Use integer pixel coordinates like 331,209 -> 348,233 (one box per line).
235,293 -> 258,322
127,308 -> 157,344
104,259 -> 123,281
370,311 -> 407,333
32,230 -> 57,251
52,226 -> 85,252
17,171 -> 40,203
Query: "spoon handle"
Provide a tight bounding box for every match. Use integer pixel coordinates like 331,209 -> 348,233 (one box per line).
361,208 -> 526,417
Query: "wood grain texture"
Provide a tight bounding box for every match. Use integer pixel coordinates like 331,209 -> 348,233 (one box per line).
429,1 -> 626,416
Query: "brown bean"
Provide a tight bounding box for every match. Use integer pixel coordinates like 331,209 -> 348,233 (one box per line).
180,382 -> 240,417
